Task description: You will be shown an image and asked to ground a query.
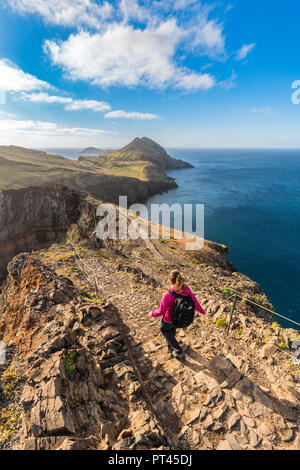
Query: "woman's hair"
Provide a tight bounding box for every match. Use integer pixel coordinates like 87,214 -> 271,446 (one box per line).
169,270 -> 185,293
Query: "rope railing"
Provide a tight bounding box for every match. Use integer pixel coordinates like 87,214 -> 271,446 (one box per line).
227,293 -> 300,335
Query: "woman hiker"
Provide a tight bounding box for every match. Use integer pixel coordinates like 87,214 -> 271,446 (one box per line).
149,270 -> 206,361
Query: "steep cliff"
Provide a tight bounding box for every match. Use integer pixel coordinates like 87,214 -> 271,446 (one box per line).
0,186 -> 81,280
0,216 -> 299,450
0,176 -> 178,280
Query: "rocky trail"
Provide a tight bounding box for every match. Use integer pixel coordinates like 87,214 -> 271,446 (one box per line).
0,224 -> 300,450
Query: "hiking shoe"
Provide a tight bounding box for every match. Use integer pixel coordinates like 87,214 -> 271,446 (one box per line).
172,351 -> 185,362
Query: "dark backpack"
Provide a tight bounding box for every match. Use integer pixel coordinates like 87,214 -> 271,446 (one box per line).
168,290 -> 195,328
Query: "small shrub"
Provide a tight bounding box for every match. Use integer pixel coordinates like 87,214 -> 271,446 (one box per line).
251,294 -> 275,313
215,318 -> 228,329
272,322 -> 280,331
279,342 -> 287,350
0,361 -> 18,400
221,288 -> 236,297
0,409 -> 20,442
63,352 -> 77,379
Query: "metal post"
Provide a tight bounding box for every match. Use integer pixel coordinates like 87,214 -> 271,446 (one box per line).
227,294 -> 237,335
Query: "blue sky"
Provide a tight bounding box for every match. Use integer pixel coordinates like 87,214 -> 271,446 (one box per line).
0,0 -> 299,148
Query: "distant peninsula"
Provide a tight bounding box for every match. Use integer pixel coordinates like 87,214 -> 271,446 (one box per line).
0,137 -> 193,203
78,147 -> 114,157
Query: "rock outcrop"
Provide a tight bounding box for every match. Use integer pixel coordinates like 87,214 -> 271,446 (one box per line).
0,186 -> 82,280
0,217 -> 299,450
104,137 -> 193,170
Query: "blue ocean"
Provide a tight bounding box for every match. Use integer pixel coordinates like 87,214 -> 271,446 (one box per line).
147,149 -> 300,329
43,147 -> 300,328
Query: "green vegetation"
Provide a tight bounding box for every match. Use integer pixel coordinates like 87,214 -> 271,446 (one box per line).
235,326 -> 244,336
83,297 -> 100,304
215,318 -> 228,329
279,342 -> 287,350
102,161 -> 148,181
63,352 -> 77,379
272,322 -> 280,331
221,287 -> 237,297
0,137 -> 182,192
0,409 -> 20,442
0,361 -> 19,400
251,294 -> 275,313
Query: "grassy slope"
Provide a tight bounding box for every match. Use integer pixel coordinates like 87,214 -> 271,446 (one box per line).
0,138 -> 186,191
0,146 -> 150,190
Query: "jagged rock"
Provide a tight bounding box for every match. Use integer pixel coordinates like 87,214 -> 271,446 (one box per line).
173,383 -> 183,404
225,434 -> 243,450
217,439 -> 231,450
200,406 -> 209,421
243,416 -> 256,428
259,342 -> 277,359
228,413 -> 241,430
221,370 -> 242,389
208,355 -> 236,383
257,423 -> 275,441
252,386 -> 274,411
249,429 -> 262,448
232,389 -> 243,401
184,409 -> 200,425
213,403 -> 228,422
279,429 -> 294,442
1,209 -> 300,452
202,415 -> 214,430
114,437 -> 135,450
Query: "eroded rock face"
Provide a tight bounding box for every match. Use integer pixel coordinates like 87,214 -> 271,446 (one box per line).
0,186 -> 81,280
0,253 -> 165,451
0,178 -> 177,280
1,221 -> 299,451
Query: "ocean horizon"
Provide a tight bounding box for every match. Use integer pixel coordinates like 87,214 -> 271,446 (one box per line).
41,147 -> 300,329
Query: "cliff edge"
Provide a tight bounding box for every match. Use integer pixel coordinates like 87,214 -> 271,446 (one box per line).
0,194 -> 299,450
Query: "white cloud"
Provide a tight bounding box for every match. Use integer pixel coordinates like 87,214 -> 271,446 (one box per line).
235,43 -> 256,61
19,92 -> 111,111
0,110 -> 16,118
219,71 -> 237,90
45,21 -> 216,91
0,58 -> 50,92
0,118 -> 111,134
8,0 -> 113,29
191,17 -> 225,58
120,0 -> 148,22
251,107 -> 278,115
9,0 -> 228,92
105,110 -> 161,119
65,99 -> 111,112
0,117 -> 115,146
19,92 -> 72,104
175,72 -> 215,91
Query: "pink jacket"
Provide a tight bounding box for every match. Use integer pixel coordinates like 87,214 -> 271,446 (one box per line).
150,285 -> 205,323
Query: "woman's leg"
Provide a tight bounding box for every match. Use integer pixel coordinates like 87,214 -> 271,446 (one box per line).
160,321 -> 183,354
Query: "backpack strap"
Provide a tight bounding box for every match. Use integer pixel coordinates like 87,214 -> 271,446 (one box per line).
162,290 -> 180,321
169,289 -> 183,298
